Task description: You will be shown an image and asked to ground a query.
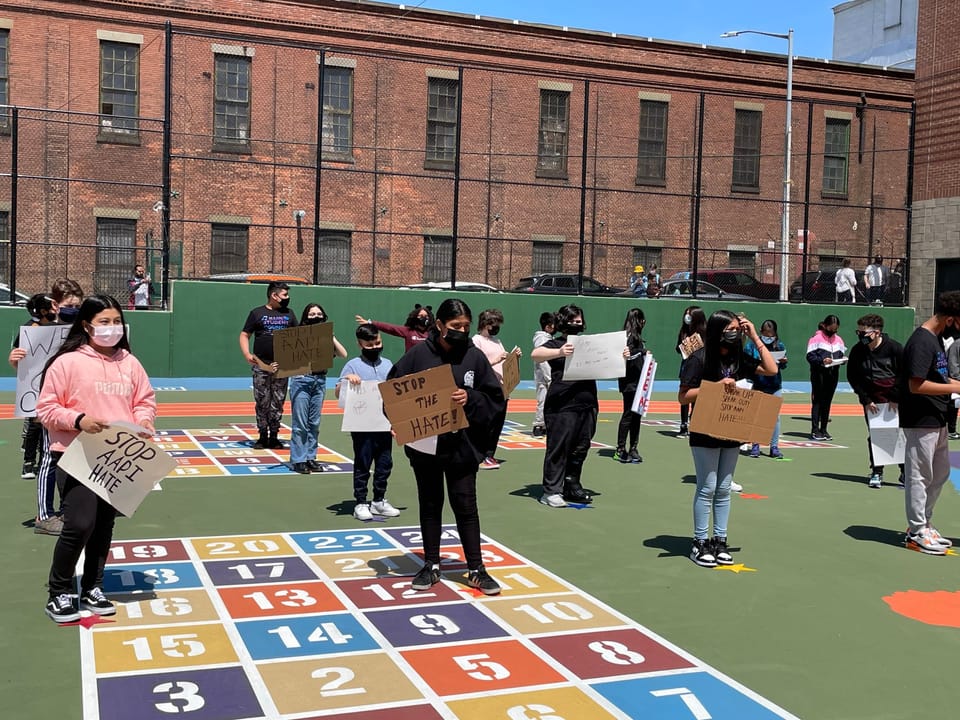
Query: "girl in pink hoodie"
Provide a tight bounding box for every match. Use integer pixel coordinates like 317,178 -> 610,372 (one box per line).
37,295 -> 156,623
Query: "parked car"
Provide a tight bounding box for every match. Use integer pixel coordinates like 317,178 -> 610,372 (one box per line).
401,281 -> 501,293
0,282 -> 31,304
788,269 -> 905,305
512,273 -> 625,295
668,269 -> 780,300
620,278 -> 754,301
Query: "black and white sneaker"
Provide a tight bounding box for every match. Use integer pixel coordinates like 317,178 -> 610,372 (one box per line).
45,593 -> 80,623
712,537 -> 734,565
80,587 -> 116,616
411,564 -> 441,591
690,539 -> 717,568
467,566 -> 501,595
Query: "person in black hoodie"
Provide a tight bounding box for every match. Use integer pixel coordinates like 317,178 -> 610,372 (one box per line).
846,313 -> 904,488
388,298 -> 505,596
614,307 -> 648,463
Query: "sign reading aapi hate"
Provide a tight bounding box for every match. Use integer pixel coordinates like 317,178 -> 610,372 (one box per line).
58,421 -> 177,517
379,365 -> 468,445
689,381 -> 782,444
273,322 -> 335,378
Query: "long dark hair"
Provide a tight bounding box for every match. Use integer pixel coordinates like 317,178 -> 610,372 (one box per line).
41,295 -> 130,386
300,303 -> 327,324
405,303 -> 434,329
702,309 -> 739,381
677,305 -> 705,344
435,298 -> 472,324
623,307 -> 645,348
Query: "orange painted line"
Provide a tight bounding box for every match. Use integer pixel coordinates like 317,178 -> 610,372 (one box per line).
0,398 -> 863,419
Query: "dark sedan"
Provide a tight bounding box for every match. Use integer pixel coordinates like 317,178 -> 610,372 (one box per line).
512,273 -> 625,295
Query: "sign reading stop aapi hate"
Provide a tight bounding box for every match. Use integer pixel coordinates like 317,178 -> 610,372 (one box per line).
57,421 -> 178,517
378,365 -> 469,445
689,381 -> 783,445
273,322 -> 335,378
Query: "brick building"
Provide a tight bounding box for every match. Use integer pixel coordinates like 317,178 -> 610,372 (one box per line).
0,0 -> 914,303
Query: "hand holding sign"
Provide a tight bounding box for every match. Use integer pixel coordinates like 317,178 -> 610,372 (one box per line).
273,322 -> 335,378
378,365 -> 468,445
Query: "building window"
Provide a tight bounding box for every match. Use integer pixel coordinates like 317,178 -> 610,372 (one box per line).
425,77 -> 459,169
632,246 -> 662,273
532,241 -> 563,275
95,218 -> 137,297
636,100 -> 668,184
210,224 -> 248,275
823,118 -> 850,197
732,109 -> 762,191
214,55 -> 251,150
99,42 -> 139,139
728,250 -> 756,273
537,89 -> 569,178
317,233 -> 352,285
0,30 -> 9,130
422,235 -> 453,282
322,67 -> 353,159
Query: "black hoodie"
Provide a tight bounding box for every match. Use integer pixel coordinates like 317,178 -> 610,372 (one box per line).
846,333 -> 903,405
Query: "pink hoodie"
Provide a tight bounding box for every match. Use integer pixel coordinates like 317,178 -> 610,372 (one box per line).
36,344 -> 157,452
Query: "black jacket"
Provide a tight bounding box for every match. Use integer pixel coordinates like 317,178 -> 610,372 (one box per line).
846,334 -> 903,405
388,330 -> 505,466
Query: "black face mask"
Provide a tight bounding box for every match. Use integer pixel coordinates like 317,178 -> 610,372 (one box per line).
277,298 -> 290,310
42,311 -> 58,323
563,323 -> 584,336
417,316 -> 430,329
59,306 -> 79,321
488,326 -> 501,336
442,328 -> 470,348
823,329 -> 836,337
721,329 -> 741,344
361,347 -> 383,362
303,316 -> 325,325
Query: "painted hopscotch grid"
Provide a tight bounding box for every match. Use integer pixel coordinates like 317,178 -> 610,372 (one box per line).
155,424 -> 353,478
78,526 -> 799,719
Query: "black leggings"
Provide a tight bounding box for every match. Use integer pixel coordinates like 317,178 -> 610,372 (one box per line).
410,456 -> 483,570
543,408 -> 597,495
617,392 -> 641,449
810,368 -> 839,433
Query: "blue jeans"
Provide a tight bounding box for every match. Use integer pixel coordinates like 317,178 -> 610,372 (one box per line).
289,374 -> 326,463
691,445 -> 740,540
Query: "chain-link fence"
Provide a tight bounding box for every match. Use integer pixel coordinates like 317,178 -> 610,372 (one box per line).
0,23 -> 914,308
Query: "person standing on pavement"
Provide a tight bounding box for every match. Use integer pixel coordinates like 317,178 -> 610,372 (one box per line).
806,314 -> 846,441
834,259 -> 857,304
471,308 -> 522,469
531,311 -> 555,438
864,256 -> 888,306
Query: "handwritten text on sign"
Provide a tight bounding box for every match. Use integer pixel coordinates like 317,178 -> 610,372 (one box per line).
563,331 -> 627,381
15,324 -> 72,418
689,381 -> 782,444
378,365 -> 468,445
273,322 -> 335,378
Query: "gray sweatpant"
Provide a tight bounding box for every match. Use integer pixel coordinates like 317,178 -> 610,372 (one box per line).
903,426 -> 950,533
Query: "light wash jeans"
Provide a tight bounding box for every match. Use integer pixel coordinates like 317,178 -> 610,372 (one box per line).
289,374 -> 326,464
903,427 -> 949,533
691,445 -> 740,540
770,389 -> 782,447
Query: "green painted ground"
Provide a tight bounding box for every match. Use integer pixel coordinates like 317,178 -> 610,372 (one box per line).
3,390 -> 960,719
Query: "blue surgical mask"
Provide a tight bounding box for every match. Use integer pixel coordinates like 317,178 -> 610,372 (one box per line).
761,335 -> 776,345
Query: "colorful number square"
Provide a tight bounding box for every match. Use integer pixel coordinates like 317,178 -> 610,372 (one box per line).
364,603 -> 509,648
532,628 -> 695,679
190,535 -> 295,560
335,575 -> 463,610
290,529 -> 397,554
108,540 -> 189,564
309,550 -> 422,580
218,581 -> 344,619
203,556 -> 318,586
446,686 -> 620,720
383,525 -> 463,549
108,590 -> 220,627
92,624 -> 237,673
237,613 -> 379,660
484,593 -> 627,634
102,562 -> 202,593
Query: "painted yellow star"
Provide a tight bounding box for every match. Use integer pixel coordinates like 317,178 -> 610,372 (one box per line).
715,563 -> 757,573
945,548 -> 957,556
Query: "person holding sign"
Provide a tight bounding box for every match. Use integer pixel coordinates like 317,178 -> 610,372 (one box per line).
806,314 -> 846,441
846,313 -> 904,488
471,308 -> 522,469
288,304 -> 347,474
744,319 -> 788,459
335,323 -> 398,520
679,310 -> 777,568
675,306 -> 705,438
387,299 -> 505,596
614,308 -> 648,464
239,282 -> 297,450
36,295 -> 156,623
355,303 -> 434,352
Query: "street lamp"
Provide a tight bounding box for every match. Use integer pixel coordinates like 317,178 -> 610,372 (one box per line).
721,29 -> 794,302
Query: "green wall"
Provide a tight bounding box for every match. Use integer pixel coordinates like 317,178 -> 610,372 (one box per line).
0,281 -> 917,380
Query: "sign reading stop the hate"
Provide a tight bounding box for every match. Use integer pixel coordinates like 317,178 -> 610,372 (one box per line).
379,365 -> 469,445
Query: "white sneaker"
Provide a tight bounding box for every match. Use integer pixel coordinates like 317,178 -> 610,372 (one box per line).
371,499 -> 400,517
928,526 -> 953,548
730,481 -> 743,493
353,503 -> 373,521
539,493 -> 567,508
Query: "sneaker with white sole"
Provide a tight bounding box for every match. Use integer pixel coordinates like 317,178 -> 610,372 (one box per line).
45,593 -> 80,623
80,587 -> 116,616
480,457 -> 500,469
353,503 -> 373,521
21,462 -> 36,480
34,516 -> 64,536
868,473 -> 882,489
467,566 -> 501,595
730,481 -> 743,493
690,539 -> 717,568
928,526 -> 953,548
371,499 -> 400,517
905,528 -> 947,555
712,537 -> 734,565
539,493 -> 567,508
411,563 -> 441,591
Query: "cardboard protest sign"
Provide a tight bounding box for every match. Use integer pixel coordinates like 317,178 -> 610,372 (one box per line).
273,322 -> 335,378
563,331 -> 627,380
630,353 -> 657,416
341,380 -> 392,433
689,381 -> 783,444
57,421 -> 177,517
868,402 -> 906,466
501,350 -> 521,397
378,365 -> 468,445
15,324 -> 72,418
679,333 -> 703,360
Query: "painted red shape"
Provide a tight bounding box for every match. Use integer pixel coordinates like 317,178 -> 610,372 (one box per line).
739,493 -> 768,500
884,590 -> 960,628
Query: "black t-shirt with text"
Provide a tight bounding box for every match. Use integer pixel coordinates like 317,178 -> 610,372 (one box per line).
242,306 -> 297,364
679,346 -> 760,448
899,327 -> 950,428
543,337 -> 599,413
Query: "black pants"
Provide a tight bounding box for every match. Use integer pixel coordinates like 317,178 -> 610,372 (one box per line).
483,406 -> 507,459
352,431 -> 393,503
947,402 -> 958,434
410,456 -> 483,570
810,368 -> 839,434
542,407 -> 597,495
21,417 -> 41,465
47,468 -> 117,596
617,392 -> 641,449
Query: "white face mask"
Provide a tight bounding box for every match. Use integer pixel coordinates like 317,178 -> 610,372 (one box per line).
90,325 -> 124,347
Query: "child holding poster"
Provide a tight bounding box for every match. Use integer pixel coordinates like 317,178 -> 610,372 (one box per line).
614,308 -> 648,463
36,295 -> 156,623
335,323 -> 397,521
675,306 -> 705,438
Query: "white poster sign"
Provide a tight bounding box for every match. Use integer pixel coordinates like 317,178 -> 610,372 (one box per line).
57,421 -> 177,517
563,331 -> 627,381
340,380 -> 392,433
15,324 -> 72,418
868,402 -> 906,466
630,353 -> 657,416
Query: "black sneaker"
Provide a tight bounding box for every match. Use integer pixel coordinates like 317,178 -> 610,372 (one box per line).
677,424 -> 689,438
467,566 -> 501,596
252,435 -> 268,449
268,436 -> 286,449
613,447 -> 629,463
411,564 -> 441,591
562,487 -> 592,504
690,539 -> 717,568
80,587 -> 116,616
821,431 -> 833,441
292,462 -> 311,474
306,459 -> 324,472
45,593 -> 80,623
532,425 -> 545,438
21,462 -> 36,480
711,537 -> 734,566
628,448 -> 642,463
